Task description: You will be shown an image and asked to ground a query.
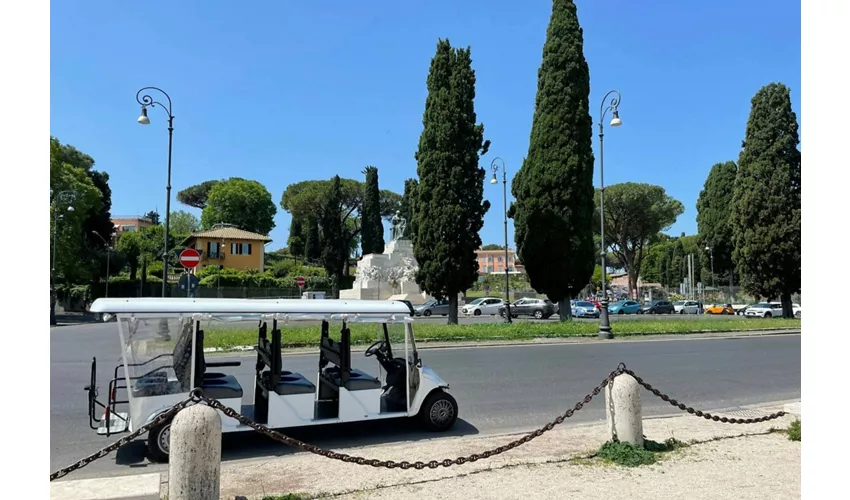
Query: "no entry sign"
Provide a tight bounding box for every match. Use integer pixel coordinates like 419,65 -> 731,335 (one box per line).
296,276 -> 306,288
179,248 -> 201,269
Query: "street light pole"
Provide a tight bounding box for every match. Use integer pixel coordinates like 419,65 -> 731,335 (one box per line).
136,87 -> 174,298
490,158 -> 512,324
597,90 -> 622,340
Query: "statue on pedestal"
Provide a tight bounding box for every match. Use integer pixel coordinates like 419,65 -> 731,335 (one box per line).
390,211 -> 407,241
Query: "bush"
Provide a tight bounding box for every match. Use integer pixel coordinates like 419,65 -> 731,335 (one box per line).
788,419 -> 801,441
596,441 -> 657,467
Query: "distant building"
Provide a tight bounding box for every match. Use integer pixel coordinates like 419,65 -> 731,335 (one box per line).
475,247 -> 518,275
111,216 -> 154,239
182,225 -> 272,272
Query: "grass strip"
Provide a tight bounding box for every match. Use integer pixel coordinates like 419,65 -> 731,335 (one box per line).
202,318 -> 800,350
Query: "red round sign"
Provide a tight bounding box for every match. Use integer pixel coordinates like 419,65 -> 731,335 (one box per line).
296,276 -> 306,287
179,248 -> 201,269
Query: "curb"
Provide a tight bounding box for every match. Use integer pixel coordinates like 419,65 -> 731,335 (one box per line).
203,328 -> 801,354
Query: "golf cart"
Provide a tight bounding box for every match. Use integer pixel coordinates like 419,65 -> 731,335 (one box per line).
85,298 -> 458,462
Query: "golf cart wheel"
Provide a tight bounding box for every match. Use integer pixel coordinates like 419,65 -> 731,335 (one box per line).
418,390 -> 458,432
423,310 -> 432,317
147,419 -> 172,463
473,309 -> 482,316
533,310 -> 544,319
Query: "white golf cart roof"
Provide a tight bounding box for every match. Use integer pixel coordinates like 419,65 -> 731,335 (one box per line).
90,298 -> 412,320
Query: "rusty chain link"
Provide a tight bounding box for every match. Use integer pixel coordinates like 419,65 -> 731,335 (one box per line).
49,396 -> 198,481
618,366 -> 787,423
50,363 -> 791,480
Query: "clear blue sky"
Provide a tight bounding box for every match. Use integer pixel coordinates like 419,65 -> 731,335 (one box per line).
50,0 -> 801,251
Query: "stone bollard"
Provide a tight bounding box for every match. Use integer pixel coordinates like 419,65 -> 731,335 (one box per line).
605,372 -> 644,447
169,404 -> 222,500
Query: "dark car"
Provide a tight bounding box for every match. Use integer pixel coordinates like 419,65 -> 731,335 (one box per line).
499,298 -> 556,320
638,300 -> 675,315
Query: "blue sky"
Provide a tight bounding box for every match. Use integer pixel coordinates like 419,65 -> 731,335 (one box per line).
50,0 -> 801,251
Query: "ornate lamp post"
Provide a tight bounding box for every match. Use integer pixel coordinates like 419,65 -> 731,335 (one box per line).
490,157 -> 512,324
597,90 -> 622,340
136,87 -> 174,298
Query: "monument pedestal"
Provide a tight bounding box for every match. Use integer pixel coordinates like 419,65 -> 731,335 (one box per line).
339,238 -> 429,304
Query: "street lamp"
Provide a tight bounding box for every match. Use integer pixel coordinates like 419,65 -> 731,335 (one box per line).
490,157 -> 512,324
92,231 -> 113,298
51,191 -> 76,326
136,86 -> 174,298
597,90 -> 623,340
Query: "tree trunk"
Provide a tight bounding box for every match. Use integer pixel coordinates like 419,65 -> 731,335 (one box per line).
129,261 -> 138,281
448,294 -> 459,325
628,269 -> 638,300
780,292 -> 793,319
140,258 -> 148,297
558,298 -> 572,321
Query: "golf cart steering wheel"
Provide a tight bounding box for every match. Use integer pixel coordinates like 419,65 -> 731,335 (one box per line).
364,340 -> 386,358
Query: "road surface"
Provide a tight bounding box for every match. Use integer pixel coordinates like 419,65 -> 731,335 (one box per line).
50,322 -> 799,479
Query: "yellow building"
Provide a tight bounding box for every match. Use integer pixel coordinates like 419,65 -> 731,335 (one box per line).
182,225 -> 272,272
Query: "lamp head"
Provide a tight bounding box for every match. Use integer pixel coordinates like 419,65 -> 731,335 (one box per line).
67,206 -> 75,212
610,109 -> 622,127
137,106 -> 151,125
490,173 -> 499,185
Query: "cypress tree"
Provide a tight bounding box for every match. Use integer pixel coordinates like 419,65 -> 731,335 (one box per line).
287,216 -> 305,260
510,0 -> 595,320
412,39 -> 490,325
360,166 -> 384,255
319,175 -> 348,298
731,83 -> 801,317
304,216 -> 321,264
696,161 -> 738,290
400,178 -> 418,242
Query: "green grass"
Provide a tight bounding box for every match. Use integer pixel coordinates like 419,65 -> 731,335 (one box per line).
595,438 -> 689,467
202,318 -> 800,350
787,419 -> 801,442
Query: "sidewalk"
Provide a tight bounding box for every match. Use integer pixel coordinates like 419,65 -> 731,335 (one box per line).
51,401 -> 800,500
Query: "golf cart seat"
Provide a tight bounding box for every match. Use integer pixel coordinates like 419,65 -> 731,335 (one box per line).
323,366 -> 382,391
262,371 -> 316,396
199,374 -> 244,399
171,324 -> 244,400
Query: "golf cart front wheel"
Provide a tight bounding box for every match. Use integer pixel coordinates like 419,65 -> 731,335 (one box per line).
147,419 -> 172,463
419,390 -> 458,432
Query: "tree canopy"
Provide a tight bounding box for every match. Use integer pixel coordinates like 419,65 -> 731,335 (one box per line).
168,210 -> 200,237
412,39 -> 490,325
318,176 -> 348,297
201,178 -> 277,235
176,179 -> 244,209
400,178 -> 418,241
731,82 -> 801,316
360,166 -> 385,255
481,244 -> 505,250
509,0 -> 596,319
696,161 -> 738,284
287,216 -> 306,260
594,182 -> 684,295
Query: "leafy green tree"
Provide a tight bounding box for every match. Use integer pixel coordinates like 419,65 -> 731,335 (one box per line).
287,216 -> 306,260
169,210 -> 200,237
731,83 -> 801,317
697,161 -> 738,288
144,210 -> 161,225
412,39 -> 490,325
481,244 -> 505,250
201,178 -> 277,235
176,179 -> 244,209
594,183 -> 684,296
509,0 -> 595,320
318,176 -> 348,298
399,178 -> 418,241
117,231 -> 142,280
360,166 -> 385,255
304,216 -> 321,263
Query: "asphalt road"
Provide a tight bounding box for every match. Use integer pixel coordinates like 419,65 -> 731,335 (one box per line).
51,322 -> 799,479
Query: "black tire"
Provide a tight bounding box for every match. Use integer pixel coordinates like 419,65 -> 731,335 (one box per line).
649,309 -> 656,315
680,309 -> 685,315
618,310 -> 625,315
423,310 -> 432,317
533,310 -> 544,319
473,309 -> 482,316
147,419 -> 172,463
511,314 -> 518,319
795,311 -> 801,319
764,312 -> 772,318
418,390 -> 459,432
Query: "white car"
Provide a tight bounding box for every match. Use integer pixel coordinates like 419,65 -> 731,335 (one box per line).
462,297 -> 505,316
673,300 -> 701,314
745,302 -> 801,318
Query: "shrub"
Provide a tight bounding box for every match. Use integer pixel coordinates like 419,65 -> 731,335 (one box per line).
596,441 -> 657,467
788,419 -> 801,441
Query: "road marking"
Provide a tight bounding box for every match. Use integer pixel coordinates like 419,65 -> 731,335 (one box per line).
50,472 -> 160,499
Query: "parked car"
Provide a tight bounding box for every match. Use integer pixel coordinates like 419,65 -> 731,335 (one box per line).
608,300 -> 641,315
793,304 -> 801,318
638,300 -> 675,315
673,300 -> 701,314
704,303 -> 736,315
462,297 -> 505,316
744,302 -> 784,318
415,299 -> 451,317
499,298 -> 556,319
572,300 -> 601,318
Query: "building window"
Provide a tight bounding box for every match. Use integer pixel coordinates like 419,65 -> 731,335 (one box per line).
207,242 -> 221,258
498,257 -> 504,263
231,242 -> 252,255
122,225 -> 135,232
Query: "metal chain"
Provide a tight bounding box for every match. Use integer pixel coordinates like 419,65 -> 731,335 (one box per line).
619,366 -> 787,423
49,396 -> 197,481
198,367 -> 623,470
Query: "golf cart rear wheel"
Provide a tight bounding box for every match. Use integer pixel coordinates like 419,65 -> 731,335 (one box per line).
419,390 -> 458,432
147,419 -> 172,463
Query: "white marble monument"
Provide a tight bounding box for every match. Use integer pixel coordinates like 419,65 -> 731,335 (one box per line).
339,212 -> 429,303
